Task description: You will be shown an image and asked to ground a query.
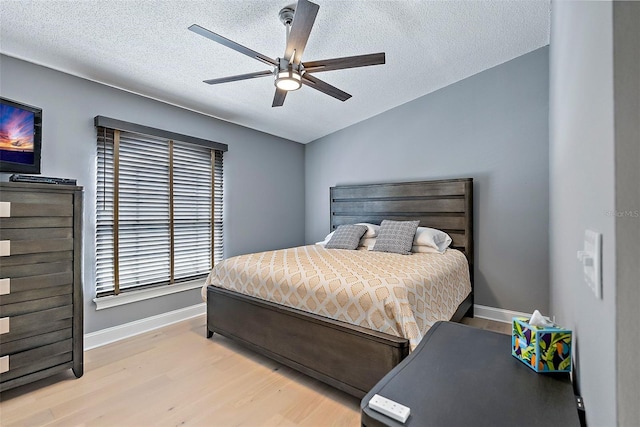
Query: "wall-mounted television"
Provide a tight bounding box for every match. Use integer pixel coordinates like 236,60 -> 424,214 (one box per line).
0,97 -> 42,174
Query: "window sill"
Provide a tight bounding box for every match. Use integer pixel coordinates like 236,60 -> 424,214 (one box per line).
93,279 -> 205,311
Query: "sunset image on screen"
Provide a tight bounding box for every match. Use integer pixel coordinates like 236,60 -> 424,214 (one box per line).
0,104 -> 35,152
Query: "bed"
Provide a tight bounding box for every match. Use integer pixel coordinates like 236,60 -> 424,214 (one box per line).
205,178 -> 474,398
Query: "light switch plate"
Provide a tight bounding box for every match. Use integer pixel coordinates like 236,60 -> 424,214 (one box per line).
577,230 -> 602,299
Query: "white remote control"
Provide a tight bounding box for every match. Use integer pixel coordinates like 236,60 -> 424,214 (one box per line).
368,394 -> 411,423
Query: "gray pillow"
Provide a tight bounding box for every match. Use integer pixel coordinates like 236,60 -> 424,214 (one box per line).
372,220 -> 420,255
325,224 -> 368,250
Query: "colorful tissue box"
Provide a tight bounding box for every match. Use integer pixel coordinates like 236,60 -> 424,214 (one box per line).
511,317 -> 572,373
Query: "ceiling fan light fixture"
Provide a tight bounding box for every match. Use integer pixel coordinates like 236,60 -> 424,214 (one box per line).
275,67 -> 302,91
190,0 -> 385,107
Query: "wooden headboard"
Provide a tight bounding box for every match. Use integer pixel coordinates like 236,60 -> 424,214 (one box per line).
329,178 -> 474,277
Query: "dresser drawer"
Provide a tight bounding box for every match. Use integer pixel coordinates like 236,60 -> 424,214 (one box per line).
0,260 -> 72,279
0,192 -> 73,215
0,217 -> 74,229
0,294 -> 72,317
1,328 -> 72,356
0,339 -> 73,383
0,305 -> 73,343
0,295 -> 73,344
0,228 -> 73,241
0,270 -> 73,304
0,283 -> 72,306
0,264 -> 73,304
0,251 -> 73,268
0,227 -> 73,257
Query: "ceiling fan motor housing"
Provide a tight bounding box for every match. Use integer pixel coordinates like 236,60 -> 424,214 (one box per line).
278,6 -> 296,26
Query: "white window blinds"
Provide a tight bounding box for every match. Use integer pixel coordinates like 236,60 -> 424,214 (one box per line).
173,140 -> 213,281
96,126 -> 224,297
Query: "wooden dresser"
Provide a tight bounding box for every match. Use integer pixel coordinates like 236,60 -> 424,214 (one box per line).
0,182 -> 83,391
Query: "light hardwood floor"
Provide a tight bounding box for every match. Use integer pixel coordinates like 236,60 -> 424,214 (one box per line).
0,315 -> 509,427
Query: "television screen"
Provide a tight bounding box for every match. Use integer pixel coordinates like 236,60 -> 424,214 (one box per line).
0,97 -> 42,174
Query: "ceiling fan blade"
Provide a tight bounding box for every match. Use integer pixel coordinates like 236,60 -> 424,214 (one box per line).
301,74 -> 351,102
284,0 -> 319,64
189,24 -> 277,67
272,88 -> 288,107
204,70 -> 273,85
303,52 -> 386,73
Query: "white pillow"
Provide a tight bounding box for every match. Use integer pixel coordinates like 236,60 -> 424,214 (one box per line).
359,237 -> 377,250
356,223 -> 380,238
411,245 -> 444,254
316,231 -> 334,246
413,227 -> 452,253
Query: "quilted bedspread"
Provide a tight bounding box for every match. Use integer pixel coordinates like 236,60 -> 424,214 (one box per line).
204,245 -> 471,350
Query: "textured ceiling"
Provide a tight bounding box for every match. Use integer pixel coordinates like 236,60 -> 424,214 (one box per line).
0,1 -> 549,143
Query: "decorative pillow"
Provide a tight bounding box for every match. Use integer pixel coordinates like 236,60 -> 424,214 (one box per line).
372,220 -> 420,255
317,224 -> 379,246
325,224 -> 368,250
413,227 -> 452,253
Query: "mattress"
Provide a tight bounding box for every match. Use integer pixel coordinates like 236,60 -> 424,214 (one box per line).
203,245 -> 471,350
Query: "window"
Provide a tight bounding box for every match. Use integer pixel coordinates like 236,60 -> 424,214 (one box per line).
96,121 -> 225,297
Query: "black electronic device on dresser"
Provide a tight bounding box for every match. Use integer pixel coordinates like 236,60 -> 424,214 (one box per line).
9,174 -> 77,186
361,321 -> 581,427
0,182 -> 83,392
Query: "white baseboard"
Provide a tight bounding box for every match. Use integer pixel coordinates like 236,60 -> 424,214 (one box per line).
84,303 -> 206,351
474,304 -> 530,324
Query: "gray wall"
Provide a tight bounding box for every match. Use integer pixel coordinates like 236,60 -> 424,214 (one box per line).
549,2 -> 617,425
0,55 -> 305,333
613,3 -> 640,425
549,2 -> 640,425
613,2 -> 640,426
305,47 -> 550,314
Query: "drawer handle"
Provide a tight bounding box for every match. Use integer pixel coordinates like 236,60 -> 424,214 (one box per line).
0,201 -> 9,218
0,355 -> 8,374
0,317 -> 8,335
0,240 -> 9,257
0,278 -> 9,295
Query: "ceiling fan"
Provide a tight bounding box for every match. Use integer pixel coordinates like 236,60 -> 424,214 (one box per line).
189,0 -> 385,107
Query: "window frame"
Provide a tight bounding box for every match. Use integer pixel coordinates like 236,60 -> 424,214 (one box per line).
95,117 -> 227,298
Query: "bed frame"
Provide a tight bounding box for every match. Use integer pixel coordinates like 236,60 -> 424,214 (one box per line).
206,178 -> 474,398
